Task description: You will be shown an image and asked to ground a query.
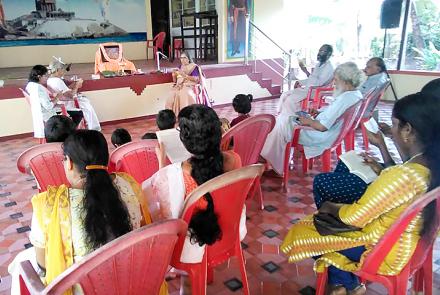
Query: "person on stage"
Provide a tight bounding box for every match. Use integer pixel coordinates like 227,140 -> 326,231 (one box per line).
48,58 -> 101,131
165,51 -> 210,115
94,42 -> 137,74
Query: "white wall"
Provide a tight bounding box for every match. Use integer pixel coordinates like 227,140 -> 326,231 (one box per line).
384,72 -> 439,101
0,42 -> 147,68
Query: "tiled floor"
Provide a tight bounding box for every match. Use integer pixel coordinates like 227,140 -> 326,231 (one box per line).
1,98 -> 439,294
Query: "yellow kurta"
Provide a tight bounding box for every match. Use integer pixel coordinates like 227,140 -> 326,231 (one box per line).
31,172 -> 167,295
281,163 -> 430,275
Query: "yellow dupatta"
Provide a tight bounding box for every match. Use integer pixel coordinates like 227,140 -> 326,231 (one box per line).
32,184 -> 74,295
32,176 -> 167,295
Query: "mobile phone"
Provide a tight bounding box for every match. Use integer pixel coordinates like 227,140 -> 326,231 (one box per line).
295,111 -> 309,117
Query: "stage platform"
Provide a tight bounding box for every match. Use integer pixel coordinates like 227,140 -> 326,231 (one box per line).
0,60 -> 282,139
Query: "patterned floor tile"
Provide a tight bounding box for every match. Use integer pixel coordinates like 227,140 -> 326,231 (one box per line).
0,99 -> 437,294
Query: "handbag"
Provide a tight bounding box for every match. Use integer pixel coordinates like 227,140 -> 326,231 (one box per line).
313,212 -> 361,236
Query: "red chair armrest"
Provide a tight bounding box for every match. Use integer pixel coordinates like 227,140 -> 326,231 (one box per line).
291,125 -> 314,145
73,97 -> 80,109
18,261 -> 46,294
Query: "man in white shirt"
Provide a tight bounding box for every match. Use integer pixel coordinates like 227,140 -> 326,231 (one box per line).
277,44 -> 334,114
261,62 -> 364,175
47,59 -> 101,131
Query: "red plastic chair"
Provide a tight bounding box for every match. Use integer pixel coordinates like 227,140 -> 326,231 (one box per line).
343,88 -> 377,152
108,140 -> 159,184
315,186 -> 440,295
173,38 -> 183,60
170,164 -> 265,295
17,143 -> 69,192
18,219 -> 187,295
146,32 -> 171,60
220,114 -> 275,209
300,80 -> 334,111
358,81 -> 390,151
282,101 -> 361,191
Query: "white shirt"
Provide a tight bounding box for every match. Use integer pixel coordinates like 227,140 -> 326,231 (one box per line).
299,90 -> 363,159
25,82 -> 59,138
299,60 -> 334,88
47,77 -> 79,110
358,72 -> 388,96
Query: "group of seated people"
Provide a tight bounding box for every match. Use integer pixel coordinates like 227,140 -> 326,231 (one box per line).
9,45 -> 440,295
262,45 -> 390,175
26,49 -> 212,144
26,60 -> 101,141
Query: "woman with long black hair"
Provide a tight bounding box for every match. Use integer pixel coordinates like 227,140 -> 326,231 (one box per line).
281,92 -> 440,295
143,104 -> 244,259
9,130 -> 167,295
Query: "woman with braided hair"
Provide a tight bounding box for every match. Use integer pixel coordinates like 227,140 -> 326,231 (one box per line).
143,104 -> 245,260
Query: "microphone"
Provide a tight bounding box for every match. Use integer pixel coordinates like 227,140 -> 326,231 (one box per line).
157,51 -> 169,60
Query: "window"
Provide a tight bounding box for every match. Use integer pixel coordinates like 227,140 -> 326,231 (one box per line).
401,0 -> 440,71
170,0 -> 215,28
281,0 -> 397,69
171,0 -> 196,28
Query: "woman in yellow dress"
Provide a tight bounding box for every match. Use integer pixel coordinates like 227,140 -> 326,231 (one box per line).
9,130 -> 167,295
281,92 -> 440,295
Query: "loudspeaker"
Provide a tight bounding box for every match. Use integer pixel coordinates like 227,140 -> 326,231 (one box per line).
380,0 -> 403,29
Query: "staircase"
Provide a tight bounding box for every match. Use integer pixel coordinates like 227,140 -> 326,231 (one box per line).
244,14 -> 293,97
247,59 -> 283,96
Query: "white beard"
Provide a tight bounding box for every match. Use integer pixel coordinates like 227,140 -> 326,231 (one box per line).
333,86 -> 344,97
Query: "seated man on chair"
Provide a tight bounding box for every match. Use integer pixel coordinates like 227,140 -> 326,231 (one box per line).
94,42 -> 137,74
261,62 -> 364,175
277,44 -> 334,114
359,57 -> 388,96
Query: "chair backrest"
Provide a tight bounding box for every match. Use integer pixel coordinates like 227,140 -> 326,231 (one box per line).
360,186 -> 440,275
362,80 -> 390,119
172,164 -> 264,266
153,32 -> 166,49
17,143 -> 69,192
108,140 -> 159,184
330,100 -> 362,149
40,219 -> 187,295
350,88 -> 377,130
302,78 -> 334,110
221,114 -> 275,166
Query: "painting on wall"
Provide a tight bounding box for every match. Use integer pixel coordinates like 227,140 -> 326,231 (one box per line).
226,0 -> 253,59
0,0 -> 147,47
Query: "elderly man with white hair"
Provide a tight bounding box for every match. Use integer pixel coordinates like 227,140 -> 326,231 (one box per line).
47,58 -> 101,131
261,62 -> 364,175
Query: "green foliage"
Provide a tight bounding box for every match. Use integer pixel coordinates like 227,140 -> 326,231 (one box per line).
414,0 -> 440,49
413,42 -> 440,70
410,0 -> 440,69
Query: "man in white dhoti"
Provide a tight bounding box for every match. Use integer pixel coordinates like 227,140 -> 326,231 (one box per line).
261,62 -> 364,174
47,58 -> 101,131
276,44 -> 334,114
